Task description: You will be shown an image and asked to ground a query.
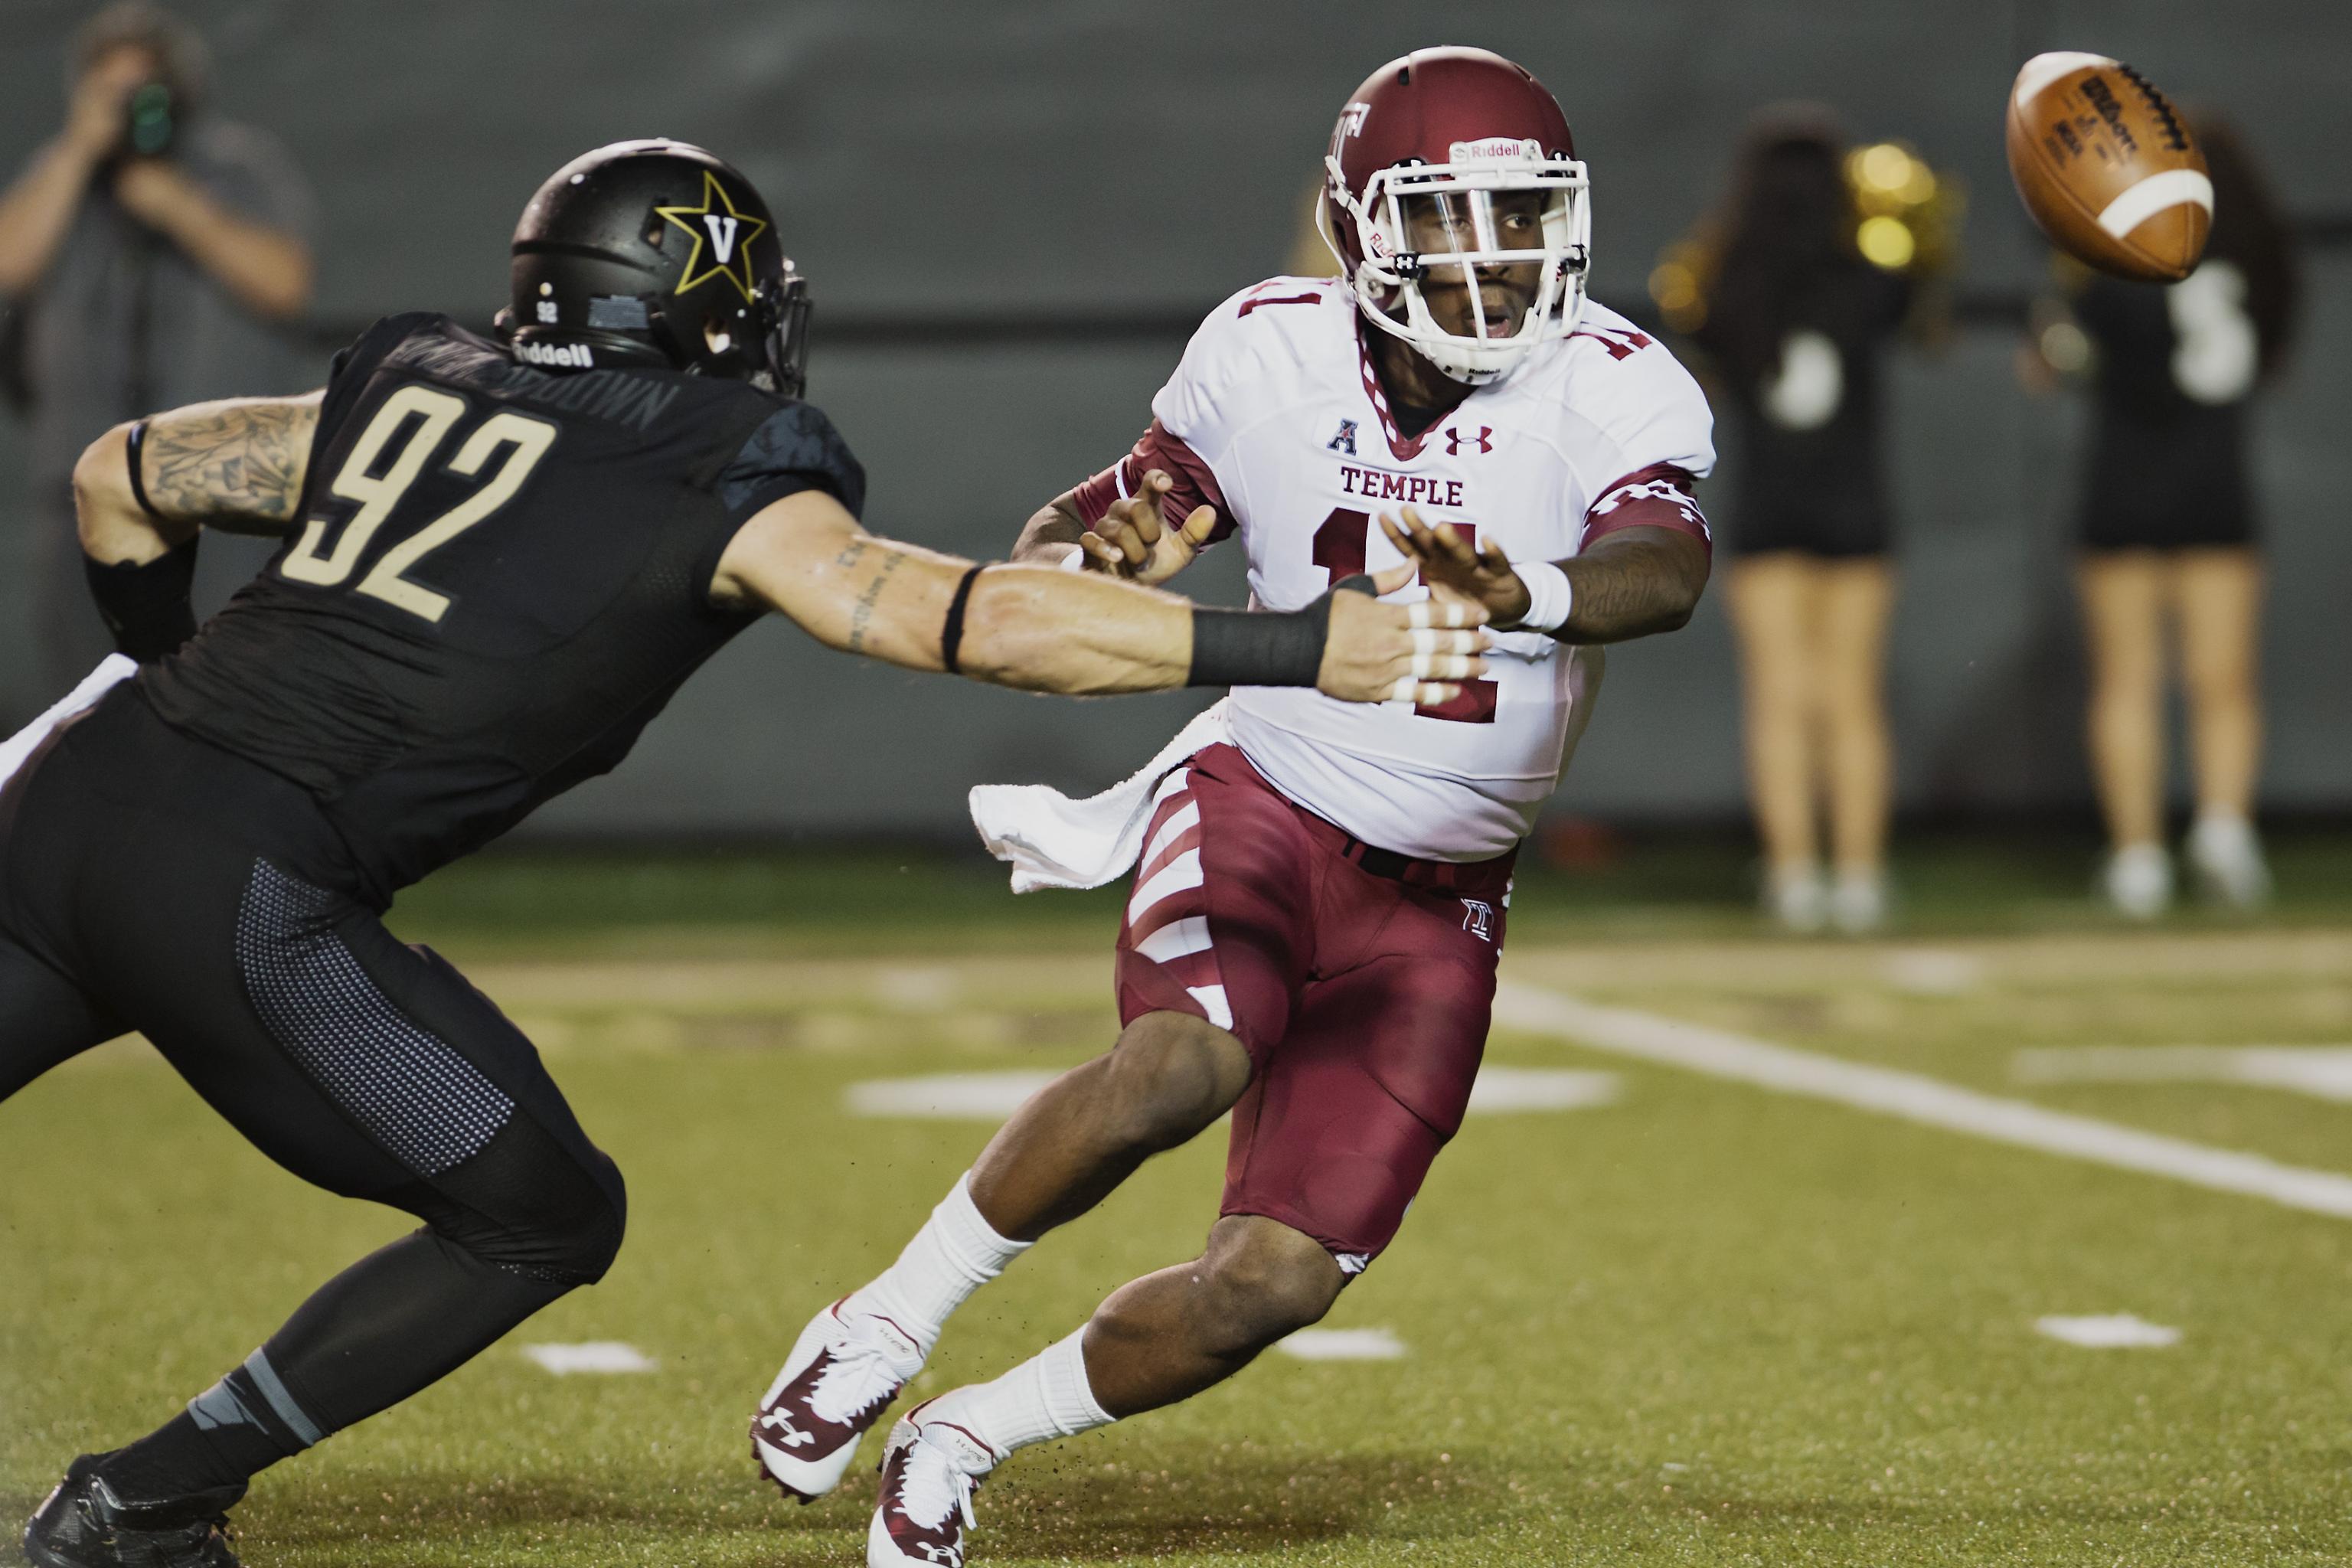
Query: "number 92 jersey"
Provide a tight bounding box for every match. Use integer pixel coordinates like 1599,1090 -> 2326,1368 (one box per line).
1072,278 -> 1715,861
141,312 -> 865,902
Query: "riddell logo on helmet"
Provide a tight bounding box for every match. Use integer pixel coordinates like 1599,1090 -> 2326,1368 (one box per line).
514,339 -> 594,369
1449,137 -> 1544,162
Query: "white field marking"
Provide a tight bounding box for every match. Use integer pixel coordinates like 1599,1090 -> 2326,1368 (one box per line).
844,1071 -> 1058,1119
1275,1328 -> 1407,1361
522,1341 -> 658,1375
2014,1044 -> 2352,1103
1491,982 -> 2352,1221
842,1067 -> 1620,1122
1882,948 -> 1984,996
871,965 -> 961,1013
2034,1315 -> 2181,1349
1466,1067 -> 1621,1112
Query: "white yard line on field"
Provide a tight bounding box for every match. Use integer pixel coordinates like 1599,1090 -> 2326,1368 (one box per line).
2014,1044 -> 2352,1102
522,1341 -> 658,1375
2034,1314 -> 2181,1348
1492,982 -> 2352,1222
843,1067 -> 1621,1121
845,1071 -> 1060,1119
1276,1328 -> 1408,1361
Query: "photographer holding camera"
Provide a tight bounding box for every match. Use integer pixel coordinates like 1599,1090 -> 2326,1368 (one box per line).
0,3 -> 314,703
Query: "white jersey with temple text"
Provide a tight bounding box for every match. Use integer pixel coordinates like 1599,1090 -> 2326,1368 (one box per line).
1073,277 -> 1714,861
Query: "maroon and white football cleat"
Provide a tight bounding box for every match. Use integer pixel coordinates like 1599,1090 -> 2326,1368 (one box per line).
751,1298 -> 925,1501
867,1405 -> 995,1568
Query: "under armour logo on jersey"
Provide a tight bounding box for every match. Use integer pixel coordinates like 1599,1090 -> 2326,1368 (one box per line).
1461,899 -> 1496,942
1326,419 -> 1359,456
1445,426 -> 1494,456
654,171 -> 769,302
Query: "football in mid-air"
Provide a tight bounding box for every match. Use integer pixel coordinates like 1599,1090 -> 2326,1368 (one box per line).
2006,51 -> 2210,281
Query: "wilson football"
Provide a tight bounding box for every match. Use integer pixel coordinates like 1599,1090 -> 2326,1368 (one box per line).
2006,51 -> 2210,281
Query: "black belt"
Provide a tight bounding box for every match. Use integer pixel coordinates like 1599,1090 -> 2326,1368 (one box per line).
1340,838 -> 1414,880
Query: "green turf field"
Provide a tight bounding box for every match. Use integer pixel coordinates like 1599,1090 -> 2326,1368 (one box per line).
6,838 -> 2351,1565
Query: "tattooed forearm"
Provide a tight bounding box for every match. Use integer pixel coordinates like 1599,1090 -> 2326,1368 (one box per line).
844,550 -> 907,653
1557,528 -> 1711,645
141,393 -> 321,534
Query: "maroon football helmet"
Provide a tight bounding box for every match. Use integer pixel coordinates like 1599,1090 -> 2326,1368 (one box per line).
1320,47 -> 1592,383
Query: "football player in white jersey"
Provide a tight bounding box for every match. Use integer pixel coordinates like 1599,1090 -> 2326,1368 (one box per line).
750,47 -> 1717,1566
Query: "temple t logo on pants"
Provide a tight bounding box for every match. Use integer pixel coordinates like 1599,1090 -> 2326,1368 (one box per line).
1460,899 -> 1495,942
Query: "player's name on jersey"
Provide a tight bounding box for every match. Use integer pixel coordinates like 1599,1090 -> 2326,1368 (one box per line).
385,328 -> 686,435
1337,463 -> 1466,508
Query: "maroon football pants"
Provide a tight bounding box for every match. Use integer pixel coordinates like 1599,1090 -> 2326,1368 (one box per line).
1115,743 -> 1511,1273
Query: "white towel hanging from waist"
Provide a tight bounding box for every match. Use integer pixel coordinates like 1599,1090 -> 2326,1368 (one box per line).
968,698 -> 1231,893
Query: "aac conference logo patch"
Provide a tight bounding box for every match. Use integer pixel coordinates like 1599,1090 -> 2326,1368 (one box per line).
655,172 -> 769,302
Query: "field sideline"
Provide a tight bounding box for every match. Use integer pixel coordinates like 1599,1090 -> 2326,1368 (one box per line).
6,844 -> 2351,1566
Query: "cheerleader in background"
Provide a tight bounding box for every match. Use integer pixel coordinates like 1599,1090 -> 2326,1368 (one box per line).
1658,112 -> 1953,932
2030,114 -> 2300,916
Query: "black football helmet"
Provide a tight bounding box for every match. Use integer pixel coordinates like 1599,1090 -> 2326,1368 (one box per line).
498,139 -> 812,396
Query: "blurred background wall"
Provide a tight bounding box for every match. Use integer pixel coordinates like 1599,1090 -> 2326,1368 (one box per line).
0,0 -> 2344,838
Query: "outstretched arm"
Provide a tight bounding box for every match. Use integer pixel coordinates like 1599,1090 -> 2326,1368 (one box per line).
1382,509 -> 1710,645
711,488 -> 1485,701
74,392 -> 322,564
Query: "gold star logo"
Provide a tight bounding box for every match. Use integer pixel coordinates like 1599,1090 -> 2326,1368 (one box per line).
654,171 -> 769,302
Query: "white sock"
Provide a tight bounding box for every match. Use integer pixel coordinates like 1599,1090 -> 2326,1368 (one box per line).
920,1329 -> 1114,1465
843,1172 -> 1029,1352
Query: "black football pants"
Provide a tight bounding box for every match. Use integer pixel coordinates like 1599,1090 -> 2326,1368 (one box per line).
0,689 -> 625,1497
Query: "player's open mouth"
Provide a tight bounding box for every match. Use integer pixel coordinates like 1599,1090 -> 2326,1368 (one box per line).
1469,298 -> 1526,337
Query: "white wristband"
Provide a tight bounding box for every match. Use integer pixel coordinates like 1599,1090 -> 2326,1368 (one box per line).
1514,560 -> 1573,632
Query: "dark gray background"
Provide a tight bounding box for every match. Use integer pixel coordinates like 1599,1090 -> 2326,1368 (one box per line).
2,1 -> 2343,835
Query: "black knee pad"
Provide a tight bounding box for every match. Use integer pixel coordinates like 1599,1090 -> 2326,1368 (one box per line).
413,1113 -> 627,1286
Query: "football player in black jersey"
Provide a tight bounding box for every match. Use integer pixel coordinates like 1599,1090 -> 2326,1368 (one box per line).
10,139 -> 1485,1568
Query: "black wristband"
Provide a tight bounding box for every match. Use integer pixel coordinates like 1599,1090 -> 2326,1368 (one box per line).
1187,572 -> 1379,689
124,420 -> 164,521
85,536 -> 201,662
940,564 -> 986,674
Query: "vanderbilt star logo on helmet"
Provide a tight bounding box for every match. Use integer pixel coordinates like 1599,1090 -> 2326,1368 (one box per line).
655,171 -> 770,302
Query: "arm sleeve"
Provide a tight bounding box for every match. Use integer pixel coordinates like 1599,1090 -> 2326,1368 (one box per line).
1067,288 -> 1286,547
1068,418 -> 1236,544
697,397 -> 869,592
1581,464 -> 1713,556
717,399 -> 867,522
1575,336 -> 1718,558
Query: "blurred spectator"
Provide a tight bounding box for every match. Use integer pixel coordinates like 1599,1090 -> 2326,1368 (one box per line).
2027,114 -> 2299,918
1672,113 -> 1943,933
0,2 -> 315,702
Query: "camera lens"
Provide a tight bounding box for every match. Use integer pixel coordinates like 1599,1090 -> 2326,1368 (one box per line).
127,83 -> 173,156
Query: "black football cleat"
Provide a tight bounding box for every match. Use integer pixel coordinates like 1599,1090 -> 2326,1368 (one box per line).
21,1455 -> 244,1568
